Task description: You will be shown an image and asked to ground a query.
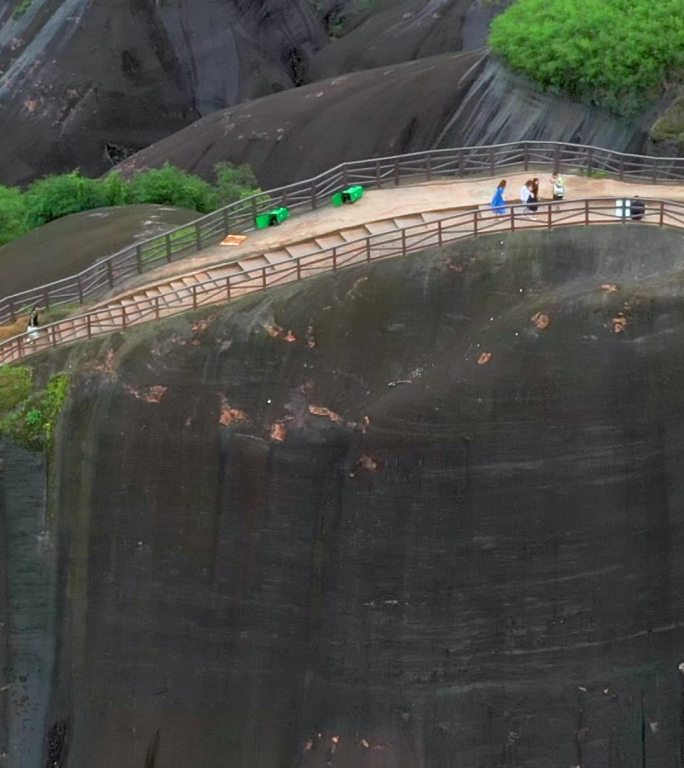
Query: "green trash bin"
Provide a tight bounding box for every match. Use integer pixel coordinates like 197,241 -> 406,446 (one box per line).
343,185 -> 364,203
255,212 -> 272,229
332,185 -> 365,206
254,207 -> 290,229
271,206 -> 289,224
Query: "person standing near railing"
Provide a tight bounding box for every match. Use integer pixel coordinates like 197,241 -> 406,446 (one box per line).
519,180 -> 534,215
26,305 -> 43,343
550,172 -> 566,210
491,180 -> 508,216
529,178 -> 540,213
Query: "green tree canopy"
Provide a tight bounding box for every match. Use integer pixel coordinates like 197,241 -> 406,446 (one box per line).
0,185 -> 28,245
489,0 -> 684,115
128,163 -> 218,213
24,171 -> 106,227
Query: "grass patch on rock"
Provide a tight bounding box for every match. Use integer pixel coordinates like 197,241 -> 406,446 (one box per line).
0,366 -> 69,451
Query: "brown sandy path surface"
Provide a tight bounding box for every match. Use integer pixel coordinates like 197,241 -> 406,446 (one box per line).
112,172 -> 684,296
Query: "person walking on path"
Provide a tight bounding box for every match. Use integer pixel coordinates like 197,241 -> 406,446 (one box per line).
550,172 -> 566,210
519,180 -> 533,215
26,305 -> 42,343
529,178 -> 540,213
491,180 -> 508,216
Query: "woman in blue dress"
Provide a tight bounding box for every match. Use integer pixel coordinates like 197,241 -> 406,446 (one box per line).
491,179 -> 508,215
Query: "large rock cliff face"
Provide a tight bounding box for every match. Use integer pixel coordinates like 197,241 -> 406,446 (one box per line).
0,0 -> 334,185
117,52 -> 647,189
4,225 -> 684,767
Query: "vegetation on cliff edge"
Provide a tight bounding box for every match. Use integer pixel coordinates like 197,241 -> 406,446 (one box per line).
0,366 -> 69,451
0,161 -> 261,246
489,0 -> 684,115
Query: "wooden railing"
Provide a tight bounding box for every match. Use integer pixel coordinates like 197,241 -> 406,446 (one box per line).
1,141 -> 684,325
2,196 -> 683,364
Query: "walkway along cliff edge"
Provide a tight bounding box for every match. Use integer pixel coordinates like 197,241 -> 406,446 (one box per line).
1,141 -> 684,325
2,196 -> 684,365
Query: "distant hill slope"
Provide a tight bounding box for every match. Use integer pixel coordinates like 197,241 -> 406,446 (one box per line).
309,0 -> 506,79
0,204 -> 196,300
116,52 -> 646,189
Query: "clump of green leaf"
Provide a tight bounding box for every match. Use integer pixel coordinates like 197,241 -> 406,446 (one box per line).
489,0 -> 684,115
1,371 -> 69,451
128,163 -> 219,213
24,171 -> 107,227
0,185 -> 28,245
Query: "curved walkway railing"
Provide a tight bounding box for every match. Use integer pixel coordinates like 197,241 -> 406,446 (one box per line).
2,196 -> 683,364
1,141 -> 684,324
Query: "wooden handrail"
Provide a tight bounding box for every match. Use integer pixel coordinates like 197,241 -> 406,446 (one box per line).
3,196 -> 683,365
1,142 -> 684,324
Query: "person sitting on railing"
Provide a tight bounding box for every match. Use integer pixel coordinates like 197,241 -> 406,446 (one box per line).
26,305 -> 42,343
491,180 -> 508,216
630,196 -> 645,221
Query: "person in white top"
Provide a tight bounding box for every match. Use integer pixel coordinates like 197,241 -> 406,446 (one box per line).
519,180 -> 533,215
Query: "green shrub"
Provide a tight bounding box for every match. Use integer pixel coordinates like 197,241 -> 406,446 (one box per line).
489,0 -> 684,115
0,185 -> 28,245
128,163 -> 218,213
24,171 -> 107,227
1,373 -> 69,451
99,171 -> 130,206
0,365 -> 32,415
213,161 -> 262,206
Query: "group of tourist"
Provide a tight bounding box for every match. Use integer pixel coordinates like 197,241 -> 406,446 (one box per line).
491,172 -> 566,216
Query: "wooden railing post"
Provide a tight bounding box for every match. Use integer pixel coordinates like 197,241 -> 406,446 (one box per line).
165,234 -> 172,263
43,290 -> 50,309
510,206 -> 516,231
87,314 -> 92,340
473,209 -> 478,237
311,179 -> 318,210
376,161 -> 382,189
586,147 -> 593,176
226,277 -> 231,300
585,199 -> 590,225
50,326 -> 57,348
9,301 -> 15,323
459,150 -> 465,177
297,258 -> 302,280
121,305 -> 127,330
652,160 -> 658,183
426,155 -> 432,181
402,228 -> 407,255
77,276 -> 83,305
107,260 -> 114,288
554,144 -> 561,173
195,222 -> 202,250
136,244 -> 143,274
17,335 -> 23,360
660,200 -> 665,226
547,202 -> 552,229
523,142 -> 529,171
251,196 -> 258,222
262,267 -> 267,290
332,247 -> 337,271
192,285 -> 197,309
222,208 -> 229,234
155,296 -> 160,320
490,149 -> 496,177
437,219 -> 443,248
394,160 -> 400,187
619,156 -> 625,181
366,238 -> 371,263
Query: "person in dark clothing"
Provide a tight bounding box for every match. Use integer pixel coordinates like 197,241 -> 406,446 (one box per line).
630,196 -> 645,220
529,178 -> 540,212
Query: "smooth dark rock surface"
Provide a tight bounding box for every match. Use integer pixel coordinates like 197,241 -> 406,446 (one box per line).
4,224 -> 684,766
0,204 -> 196,301
116,52 -> 645,189
0,0 -> 341,184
